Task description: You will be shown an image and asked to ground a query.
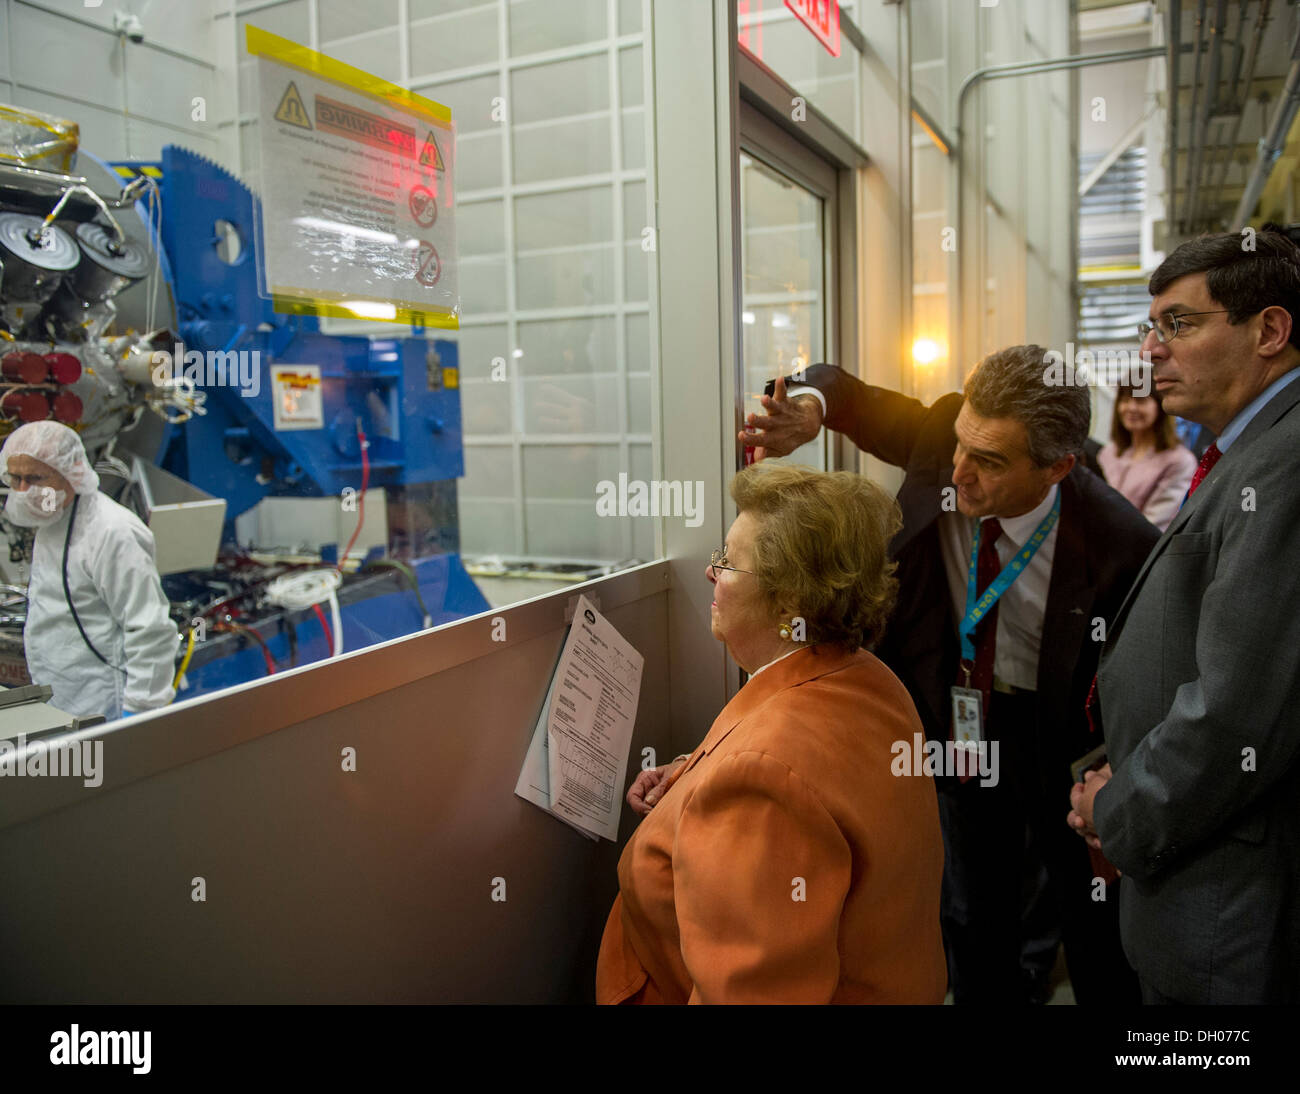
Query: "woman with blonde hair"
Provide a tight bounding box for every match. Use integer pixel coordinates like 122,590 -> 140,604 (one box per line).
596,463 -> 946,1004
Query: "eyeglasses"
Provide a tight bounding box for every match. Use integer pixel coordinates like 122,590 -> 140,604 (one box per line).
1,472 -> 51,489
710,546 -> 753,578
1137,310 -> 1231,344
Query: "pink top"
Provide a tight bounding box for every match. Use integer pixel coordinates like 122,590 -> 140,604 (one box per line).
1097,441 -> 1199,532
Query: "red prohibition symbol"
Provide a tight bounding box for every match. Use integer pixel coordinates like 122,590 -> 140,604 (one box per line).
409,184 -> 438,228
415,241 -> 441,286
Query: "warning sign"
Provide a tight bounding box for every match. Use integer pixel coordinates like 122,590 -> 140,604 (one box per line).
415,241 -> 441,286
418,131 -> 444,171
316,94 -> 416,157
274,81 -> 312,129
271,365 -> 324,430
409,184 -> 437,228
249,24 -> 458,328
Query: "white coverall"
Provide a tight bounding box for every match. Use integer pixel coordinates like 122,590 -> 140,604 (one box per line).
25,490 -> 176,719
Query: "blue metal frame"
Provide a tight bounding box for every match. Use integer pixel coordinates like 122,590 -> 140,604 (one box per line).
103,145 -> 489,692
116,146 -> 465,530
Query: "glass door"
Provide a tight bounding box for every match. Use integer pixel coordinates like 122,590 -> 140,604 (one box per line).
738,103 -> 840,470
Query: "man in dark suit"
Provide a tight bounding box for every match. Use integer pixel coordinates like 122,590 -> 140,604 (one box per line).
1069,228 -> 1300,1004
746,346 -> 1158,1004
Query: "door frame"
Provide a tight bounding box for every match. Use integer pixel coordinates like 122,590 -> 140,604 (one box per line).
739,101 -> 839,470
736,49 -> 867,472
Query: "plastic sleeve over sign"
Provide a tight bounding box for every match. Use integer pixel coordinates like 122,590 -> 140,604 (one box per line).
247,25 -> 459,329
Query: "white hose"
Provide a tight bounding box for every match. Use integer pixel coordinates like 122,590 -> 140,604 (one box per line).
327,591 -> 342,658
264,569 -> 344,657
43,184 -> 126,245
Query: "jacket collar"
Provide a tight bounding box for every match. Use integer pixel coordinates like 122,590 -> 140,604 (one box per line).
1110,375 -> 1300,634
1161,372 -> 1300,541
684,644 -> 861,769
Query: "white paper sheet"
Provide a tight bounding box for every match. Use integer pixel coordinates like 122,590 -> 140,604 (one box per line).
514,594 -> 643,841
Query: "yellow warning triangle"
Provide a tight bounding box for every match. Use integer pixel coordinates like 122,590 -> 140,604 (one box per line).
274,82 -> 312,130
418,131 -> 444,170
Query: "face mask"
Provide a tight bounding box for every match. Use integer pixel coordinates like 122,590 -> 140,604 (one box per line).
3,485 -> 69,527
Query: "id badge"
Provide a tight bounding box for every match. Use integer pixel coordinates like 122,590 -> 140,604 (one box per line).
951,686 -> 983,747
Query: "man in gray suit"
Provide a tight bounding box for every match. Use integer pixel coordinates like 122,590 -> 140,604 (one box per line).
1069,226 -> 1300,1004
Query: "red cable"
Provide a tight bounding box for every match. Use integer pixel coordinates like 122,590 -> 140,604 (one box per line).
216,621 -> 276,675
337,422 -> 369,572
311,603 -> 333,653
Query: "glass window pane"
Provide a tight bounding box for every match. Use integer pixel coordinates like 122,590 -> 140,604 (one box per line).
456,132 -> 504,192
32,0 -> 666,717
424,74 -> 501,134
512,116 -> 612,184
516,248 -> 617,310
621,108 -> 645,171
410,0 -> 493,18
457,324 -> 510,379
509,0 -> 608,56
319,30 -> 402,82
515,187 -> 613,249
410,6 -> 499,77
458,200 -> 506,256
521,375 -> 621,434
510,54 -> 608,125
625,312 -> 650,373
462,256 -> 510,313
739,152 -> 825,469
619,46 -> 644,108
517,317 -> 617,374
319,0 -> 400,41
618,0 -> 643,36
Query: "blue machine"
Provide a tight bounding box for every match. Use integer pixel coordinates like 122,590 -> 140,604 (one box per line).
140,145 -> 464,515
110,146 -> 488,698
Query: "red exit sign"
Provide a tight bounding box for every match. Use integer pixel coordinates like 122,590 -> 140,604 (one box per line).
785,0 -> 840,57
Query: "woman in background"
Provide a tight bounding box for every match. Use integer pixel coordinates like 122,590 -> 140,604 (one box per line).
597,463 -> 946,1004
1098,383 -> 1197,531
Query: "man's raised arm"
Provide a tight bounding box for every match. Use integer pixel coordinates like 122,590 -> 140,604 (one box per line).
740,363 -> 932,468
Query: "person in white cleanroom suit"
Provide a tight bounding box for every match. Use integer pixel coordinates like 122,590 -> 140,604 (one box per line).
0,421 -> 176,721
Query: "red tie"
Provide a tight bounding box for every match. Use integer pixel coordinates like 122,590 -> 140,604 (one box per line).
1187,442 -> 1222,498
968,517 -> 1004,714
1086,443 -> 1223,735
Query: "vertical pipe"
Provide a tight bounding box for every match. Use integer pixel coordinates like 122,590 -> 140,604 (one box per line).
1210,0 -> 1270,227
1232,23 -> 1300,229
1185,0 -> 1229,230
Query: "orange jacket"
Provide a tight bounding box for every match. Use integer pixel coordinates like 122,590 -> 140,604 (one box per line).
596,645 -> 947,1004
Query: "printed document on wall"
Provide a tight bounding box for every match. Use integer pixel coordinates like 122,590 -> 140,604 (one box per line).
514,594 -> 643,841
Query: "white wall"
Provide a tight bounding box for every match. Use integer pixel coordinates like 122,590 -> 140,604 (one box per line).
911,0 -> 1076,399
0,0 -> 219,164
210,0 -> 655,567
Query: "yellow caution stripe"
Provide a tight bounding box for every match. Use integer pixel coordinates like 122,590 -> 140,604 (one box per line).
270,288 -> 459,330
245,24 -> 451,130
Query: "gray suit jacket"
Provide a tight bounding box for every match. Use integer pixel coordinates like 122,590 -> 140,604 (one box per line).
1094,373 -> 1300,1004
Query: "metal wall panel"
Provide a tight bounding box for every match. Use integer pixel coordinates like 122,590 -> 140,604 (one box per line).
0,566 -> 671,1003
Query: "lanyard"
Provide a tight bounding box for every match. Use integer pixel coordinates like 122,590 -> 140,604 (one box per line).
959,490 -> 1060,663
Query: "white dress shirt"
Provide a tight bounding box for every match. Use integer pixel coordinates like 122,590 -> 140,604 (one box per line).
747,645 -> 805,678
938,484 -> 1059,692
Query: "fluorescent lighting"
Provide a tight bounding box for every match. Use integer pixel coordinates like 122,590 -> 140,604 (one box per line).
742,311 -> 756,325
771,313 -> 791,329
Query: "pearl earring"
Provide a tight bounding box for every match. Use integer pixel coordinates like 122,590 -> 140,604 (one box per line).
778,623 -> 793,640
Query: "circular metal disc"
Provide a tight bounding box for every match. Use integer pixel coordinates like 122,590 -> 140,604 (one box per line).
0,212 -> 80,271
75,221 -> 152,279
